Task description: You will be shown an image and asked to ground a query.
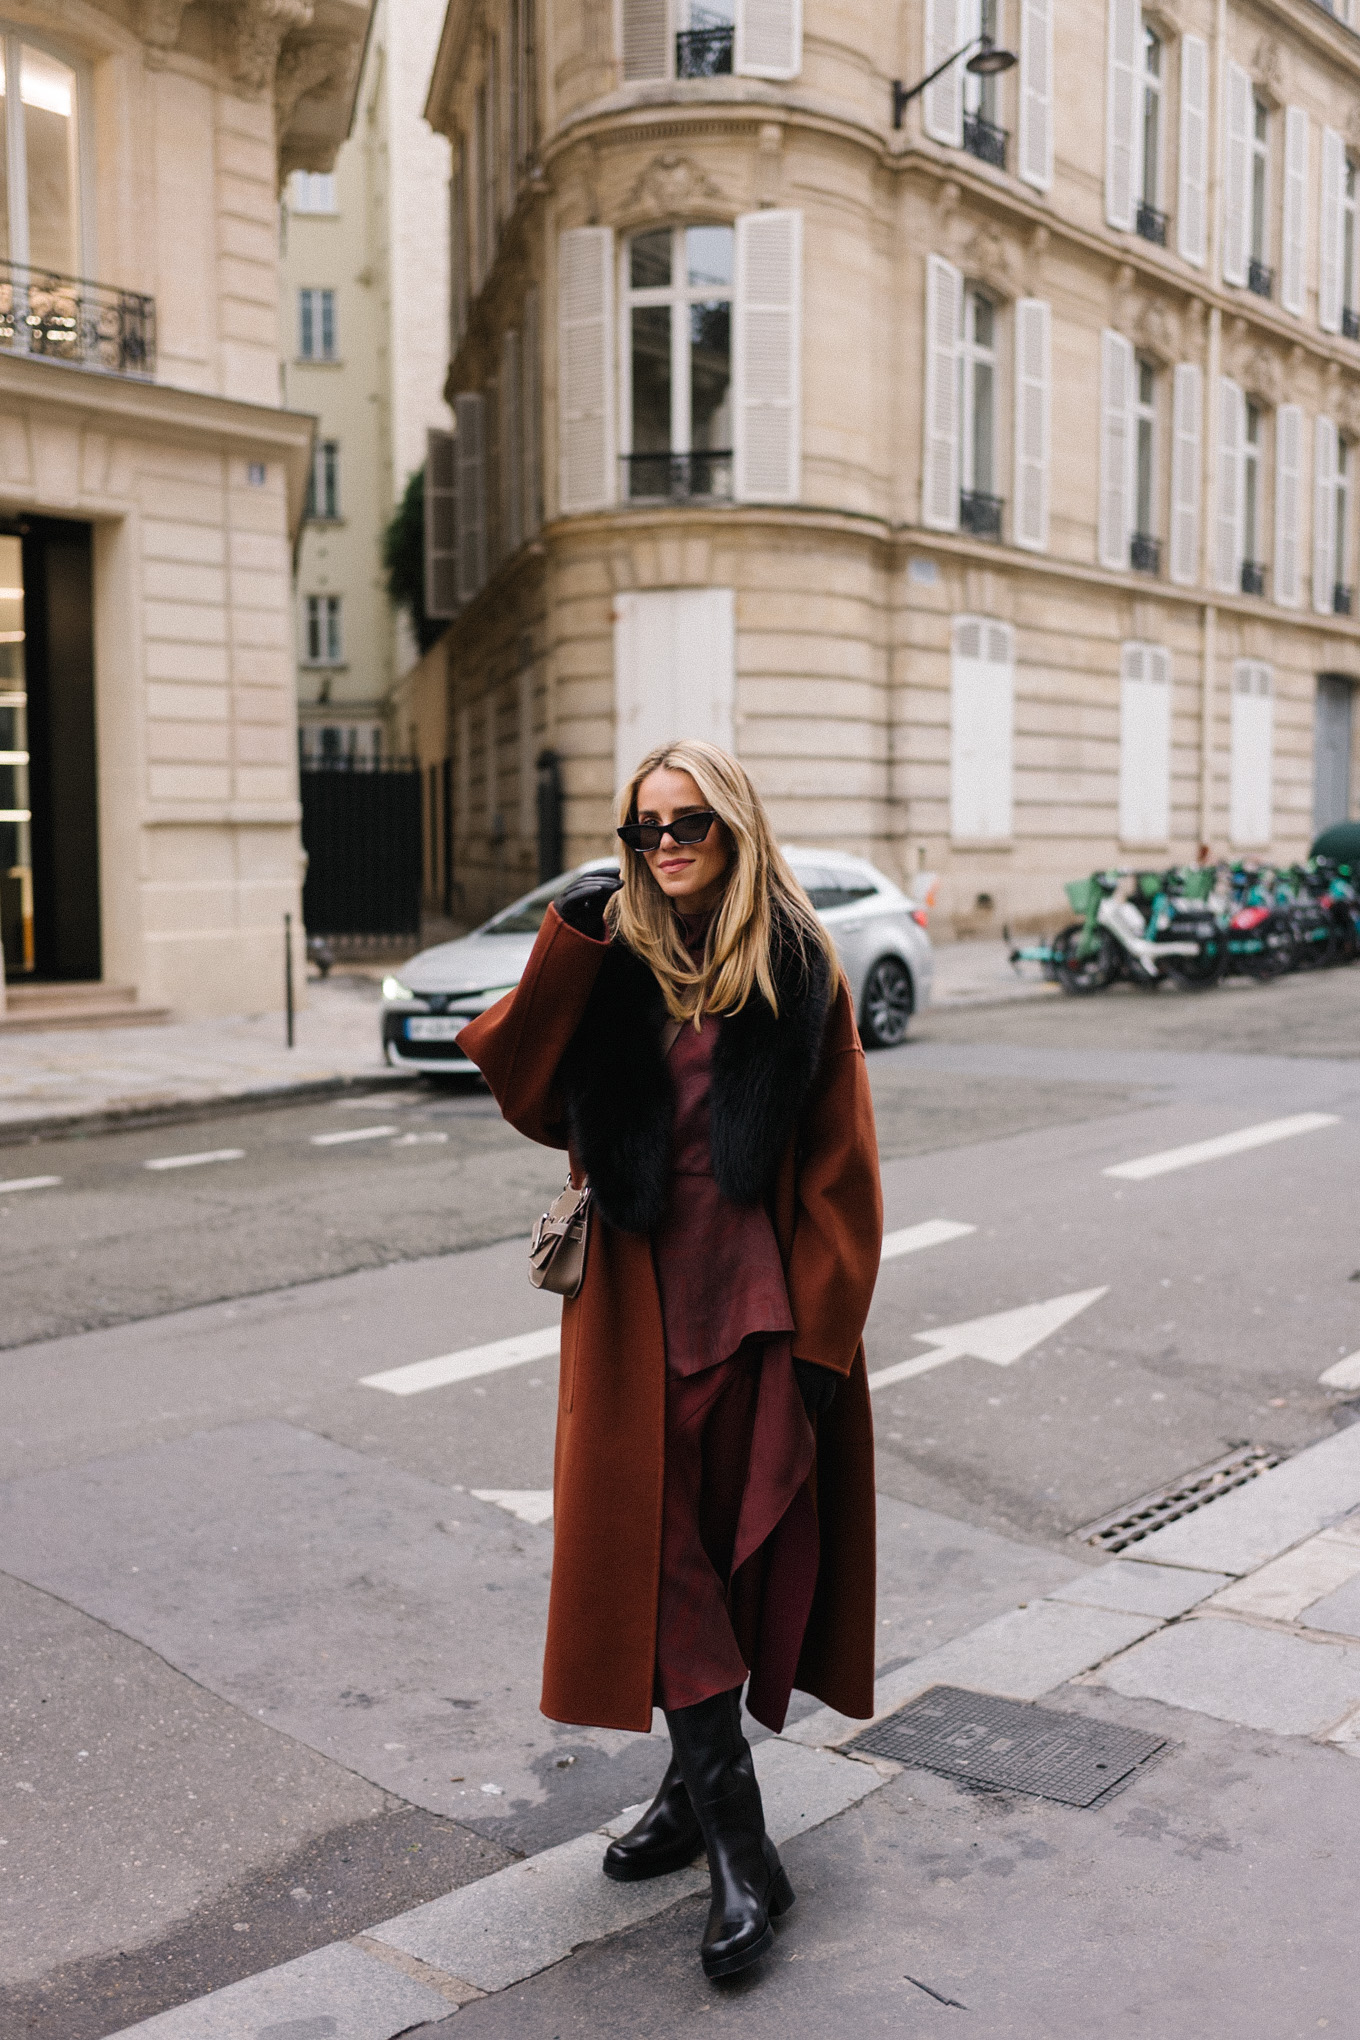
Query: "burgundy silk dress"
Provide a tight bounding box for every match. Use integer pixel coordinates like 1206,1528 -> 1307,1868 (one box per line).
649,916 -> 821,1733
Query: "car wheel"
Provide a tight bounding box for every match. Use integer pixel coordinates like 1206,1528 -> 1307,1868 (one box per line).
860,956 -> 914,1047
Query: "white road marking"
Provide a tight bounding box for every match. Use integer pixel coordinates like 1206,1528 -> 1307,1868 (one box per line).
310,1125 -> 398,1147
472,1489 -> 555,1526
362,1324 -> 560,1396
144,1149 -> 245,1172
0,1174 -> 61,1194
1320,1352 -> 1360,1391
881,1219 -> 976,1262
1103,1113 -> 1340,1182
868,1287 -> 1108,1391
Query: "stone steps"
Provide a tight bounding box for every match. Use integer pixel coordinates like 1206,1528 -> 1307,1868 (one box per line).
0,982 -> 171,1032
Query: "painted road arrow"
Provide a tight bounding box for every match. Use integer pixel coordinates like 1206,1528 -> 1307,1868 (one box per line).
867,1287 -> 1109,1391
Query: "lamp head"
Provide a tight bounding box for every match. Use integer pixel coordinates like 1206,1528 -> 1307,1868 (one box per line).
966,42 -> 1017,75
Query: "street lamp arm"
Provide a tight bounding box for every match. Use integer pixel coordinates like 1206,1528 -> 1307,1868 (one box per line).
891,34 -> 1016,130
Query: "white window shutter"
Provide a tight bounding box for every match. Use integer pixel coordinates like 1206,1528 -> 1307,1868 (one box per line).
922,254 -> 962,531
1105,0 -> 1140,232
621,0 -> 669,81
1013,297 -> 1050,551
1320,127 -> 1345,335
923,0 -> 963,148
1177,35 -> 1209,267
453,392 -> 487,601
950,617 -> 1014,842
1017,0 -> 1053,193
735,0 -> 801,80
521,284 -> 542,536
1222,62 -> 1252,288
423,426 -> 458,621
501,329 -> 523,556
557,226 -> 615,515
1274,403 -> 1303,607
1119,641 -> 1172,845
1213,377 -> 1245,592
1314,414 -> 1338,614
1281,108 -> 1309,317
1230,662 -> 1274,847
1169,361 -> 1203,586
1098,328 -> 1134,569
733,209 -> 802,504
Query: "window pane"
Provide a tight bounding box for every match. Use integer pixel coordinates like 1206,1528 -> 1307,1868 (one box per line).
971,294 -> 994,349
630,229 -> 671,290
690,301 -> 731,450
685,225 -> 732,289
972,361 -> 995,492
1136,416 -> 1154,531
631,305 -> 671,453
22,46 -> 80,275
321,290 -> 335,357
300,292 -> 313,356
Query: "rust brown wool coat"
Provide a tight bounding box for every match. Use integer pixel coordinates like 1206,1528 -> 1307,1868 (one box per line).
458,906 -> 883,1733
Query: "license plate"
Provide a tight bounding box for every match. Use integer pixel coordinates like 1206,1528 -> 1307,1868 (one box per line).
406,1015 -> 468,1042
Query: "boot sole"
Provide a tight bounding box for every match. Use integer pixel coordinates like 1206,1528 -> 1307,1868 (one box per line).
602,1841 -> 705,1884
700,1872 -> 796,1980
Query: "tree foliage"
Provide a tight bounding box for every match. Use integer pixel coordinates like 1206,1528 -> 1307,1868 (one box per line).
382,466 -> 446,656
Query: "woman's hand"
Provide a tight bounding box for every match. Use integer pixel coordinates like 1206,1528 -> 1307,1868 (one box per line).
555,873 -> 623,940
792,1356 -> 839,1419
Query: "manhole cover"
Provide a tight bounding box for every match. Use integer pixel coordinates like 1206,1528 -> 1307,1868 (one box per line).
847,1686 -> 1168,1807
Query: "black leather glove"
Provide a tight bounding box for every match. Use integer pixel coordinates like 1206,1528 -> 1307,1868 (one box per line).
793,1356 -> 839,1419
554,873 -> 622,940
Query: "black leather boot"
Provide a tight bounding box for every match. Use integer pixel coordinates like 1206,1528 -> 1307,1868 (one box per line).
665,1688 -> 795,1979
602,1753 -> 703,1882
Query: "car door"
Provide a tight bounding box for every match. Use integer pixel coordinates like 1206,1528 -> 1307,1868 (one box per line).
816,874 -> 884,994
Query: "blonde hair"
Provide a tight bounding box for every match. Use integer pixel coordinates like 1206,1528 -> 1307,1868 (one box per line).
608,739 -> 838,1024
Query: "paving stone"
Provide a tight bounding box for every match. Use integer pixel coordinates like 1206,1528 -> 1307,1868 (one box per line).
1095,1616 -> 1360,1736
1047,1559 -> 1229,1619
1209,1535 -> 1360,1623
1123,1424 -> 1360,1577
108,1939 -> 453,2039
1303,1571 -> 1360,1640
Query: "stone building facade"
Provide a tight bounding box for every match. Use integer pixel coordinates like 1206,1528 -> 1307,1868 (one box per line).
0,0 -> 370,1017
413,0 -> 1360,937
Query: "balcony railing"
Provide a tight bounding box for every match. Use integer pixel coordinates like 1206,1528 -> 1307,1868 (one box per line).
960,489 -> 1004,538
1335,582 -> 1354,616
1241,559 -> 1267,597
623,450 -> 733,501
0,258 -> 155,378
1345,307 -> 1360,341
1136,201 -> 1168,246
1247,258 -> 1274,299
675,25 -> 733,76
963,113 -> 1008,170
1130,531 -> 1161,574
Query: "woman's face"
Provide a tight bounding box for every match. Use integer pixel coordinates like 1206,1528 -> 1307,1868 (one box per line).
633,766 -> 732,912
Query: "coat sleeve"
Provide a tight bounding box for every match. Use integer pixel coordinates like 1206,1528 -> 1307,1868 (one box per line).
786,978 -> 883,1377
456,907 -> 610,1150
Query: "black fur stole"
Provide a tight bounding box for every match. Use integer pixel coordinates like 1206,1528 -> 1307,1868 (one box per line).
559,916 -> 832,1234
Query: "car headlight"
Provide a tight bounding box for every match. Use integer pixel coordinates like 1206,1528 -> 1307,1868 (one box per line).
382,975 -> 417,1001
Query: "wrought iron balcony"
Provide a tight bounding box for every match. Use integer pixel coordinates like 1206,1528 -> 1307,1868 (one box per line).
675,25 -> 733,76
0,258 -> 154,378
1241,559 -> 1267,597
1345,307 -> 1360,341
623,450 -> 733,501
1130,531 -> 1161,574
1136,201 -> 1168,246
1335,582 -> 1353,616
960,489 -> 1004,538
1247,258 -> 1274,299
963,113 -> 1008,170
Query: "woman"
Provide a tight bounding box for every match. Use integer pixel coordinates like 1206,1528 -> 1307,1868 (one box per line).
458,740 -> 882,1981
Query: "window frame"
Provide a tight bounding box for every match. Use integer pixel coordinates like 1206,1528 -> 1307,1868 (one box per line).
617,222 -> 735,482
1139,22 -> 1163,211
1345,155 -> 1359,320
959,285 -> 998,499
288,171 -> 337,216
0,22 -> 96,279
1133,353 -> 1157,539
1250,93 -> 1270,266
298,287 -> 337,362
963,0 -> 1003,126
1242,399 -> 1263,569
1337,437 -> 1351,594
306,439 -> 340,522
303,593 -> 344,667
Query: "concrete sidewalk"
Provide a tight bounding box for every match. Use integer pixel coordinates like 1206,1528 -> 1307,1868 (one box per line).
108,1417 -> 1360,2038
0,943 -> 1051,1143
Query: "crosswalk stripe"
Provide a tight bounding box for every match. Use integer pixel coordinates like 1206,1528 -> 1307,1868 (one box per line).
0,1174 -> 61,1194
144,1149 -> 245,1171
1103,1113 -> 1340,1182
880,1220 -> 976,1262
311,1125 -> 397,1147
362,1324 -> 561,1396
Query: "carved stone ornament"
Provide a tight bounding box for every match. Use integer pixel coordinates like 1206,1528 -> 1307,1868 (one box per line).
1132,294 -> 1179,366
621,153 -> 727,219
1252,37 -> 1285,105
1241,344 -> 1283,406
1347,103 -> 1360,155
276,36 -> 357,135
957,220 -> 1021,302
1339,380 -> 1360,441
140,0 -> 190,48
224,0 -> 315,97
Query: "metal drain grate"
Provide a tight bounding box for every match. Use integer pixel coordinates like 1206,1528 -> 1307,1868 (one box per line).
848,1686 -> 1168,1808
1077,1444 -> 1284,1554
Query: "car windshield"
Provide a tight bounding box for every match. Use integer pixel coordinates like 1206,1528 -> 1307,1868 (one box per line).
481,865 -> 619,937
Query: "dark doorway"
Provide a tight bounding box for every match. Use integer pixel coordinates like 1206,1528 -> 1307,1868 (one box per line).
0,519 -> 99,981
1314,675 -> 1355,834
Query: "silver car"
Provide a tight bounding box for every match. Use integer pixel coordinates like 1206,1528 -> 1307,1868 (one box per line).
380,847 -> 932,1074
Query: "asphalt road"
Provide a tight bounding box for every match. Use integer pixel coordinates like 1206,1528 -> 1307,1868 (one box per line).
2,964 -> 1358,2037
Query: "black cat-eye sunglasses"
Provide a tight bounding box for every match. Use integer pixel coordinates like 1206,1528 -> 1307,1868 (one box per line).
616,810 -> 718,854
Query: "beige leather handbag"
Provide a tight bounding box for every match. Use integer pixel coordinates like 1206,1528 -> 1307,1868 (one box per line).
528,1181 -> 592,1297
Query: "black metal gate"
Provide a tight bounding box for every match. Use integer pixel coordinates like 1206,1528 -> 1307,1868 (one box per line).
300,759 -> 422,939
